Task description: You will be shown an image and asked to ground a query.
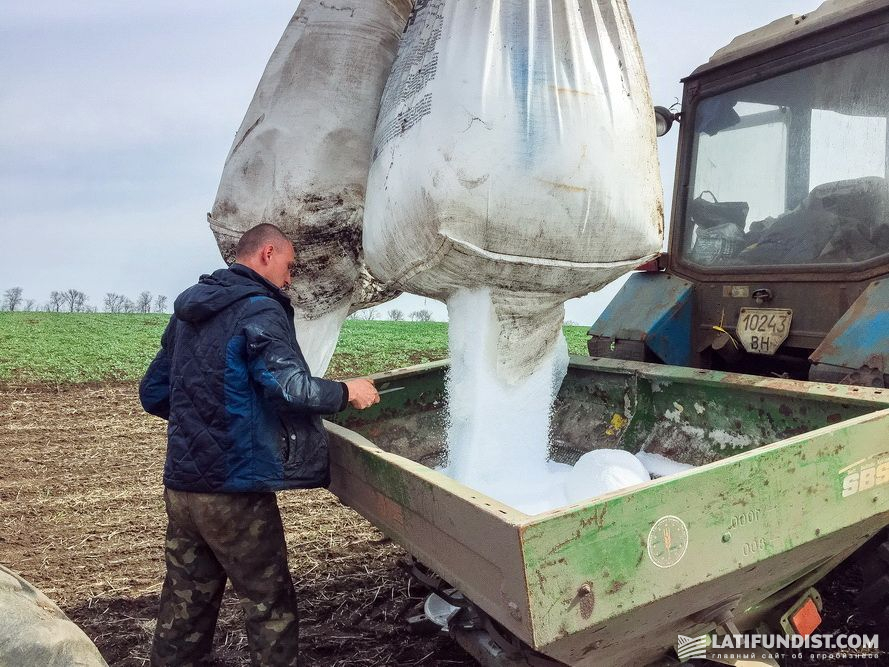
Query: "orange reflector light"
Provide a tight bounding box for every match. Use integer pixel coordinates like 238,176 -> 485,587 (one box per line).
790,598 -> 822,636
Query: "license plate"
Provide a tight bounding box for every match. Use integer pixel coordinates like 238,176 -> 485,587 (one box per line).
736,308 -> 792,355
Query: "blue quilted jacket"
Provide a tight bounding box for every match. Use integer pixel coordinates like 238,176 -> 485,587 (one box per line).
139,264 -> 348,492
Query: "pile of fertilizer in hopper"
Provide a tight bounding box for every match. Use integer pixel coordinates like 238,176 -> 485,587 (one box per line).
443,439 -> 694,515
439,289 -> 695,515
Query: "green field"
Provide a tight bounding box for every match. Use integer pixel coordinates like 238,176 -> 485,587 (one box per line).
0,312 -> 590,384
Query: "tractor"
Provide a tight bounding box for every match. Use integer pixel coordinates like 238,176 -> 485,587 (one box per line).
590,0 -> 889,389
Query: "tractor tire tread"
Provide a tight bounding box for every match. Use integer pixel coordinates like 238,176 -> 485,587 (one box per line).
856,528 -> 889,616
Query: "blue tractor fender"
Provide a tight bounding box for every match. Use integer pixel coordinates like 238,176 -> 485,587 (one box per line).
810,278 -> 889,386
588,272 -> 694,366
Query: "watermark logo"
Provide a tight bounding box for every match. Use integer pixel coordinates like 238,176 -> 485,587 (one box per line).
676,635 -> 708,661
675,632 -> 879,662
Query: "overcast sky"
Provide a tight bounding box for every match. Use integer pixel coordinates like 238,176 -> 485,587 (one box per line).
0,1 -> 814,322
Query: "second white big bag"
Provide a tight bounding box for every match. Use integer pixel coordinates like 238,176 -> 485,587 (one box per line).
364,0 -> 664,382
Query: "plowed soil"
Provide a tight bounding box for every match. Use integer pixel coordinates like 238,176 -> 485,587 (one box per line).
0,383 -> 886,666
0,383 -> 472,666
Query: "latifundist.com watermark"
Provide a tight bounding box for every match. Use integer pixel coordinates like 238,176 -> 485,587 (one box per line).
676,632 -> 880,662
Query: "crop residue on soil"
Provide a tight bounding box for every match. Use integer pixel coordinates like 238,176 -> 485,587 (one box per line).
0,383 -> 473,666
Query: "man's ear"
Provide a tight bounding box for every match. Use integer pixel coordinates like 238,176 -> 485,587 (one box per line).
260,244 -> 274,264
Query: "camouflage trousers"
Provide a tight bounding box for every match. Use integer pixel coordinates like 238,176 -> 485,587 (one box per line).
150,489 -> 300,667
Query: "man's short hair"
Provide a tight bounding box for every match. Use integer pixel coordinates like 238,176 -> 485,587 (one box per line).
234,224 -> 291,259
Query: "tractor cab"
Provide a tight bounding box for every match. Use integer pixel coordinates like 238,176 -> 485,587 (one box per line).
590,0 -> 889,387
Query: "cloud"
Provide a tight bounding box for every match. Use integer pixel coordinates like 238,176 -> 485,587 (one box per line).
4,2 -> 292,29
0,27 -> 280,154
1,202 -> 223,304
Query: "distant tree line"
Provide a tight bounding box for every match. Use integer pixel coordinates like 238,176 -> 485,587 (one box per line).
3,287 -> 437,322
348,306 -> 433,322
103,291 -> 167,314
1,287 -> 168,313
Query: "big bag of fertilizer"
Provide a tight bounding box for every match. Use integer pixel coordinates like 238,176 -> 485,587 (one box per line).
208,0 -> 414,375
364,0 -> 663,382
0,565 -> 107,666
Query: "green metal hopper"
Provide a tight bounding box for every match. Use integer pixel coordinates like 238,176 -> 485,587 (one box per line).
326,357 -> 889,665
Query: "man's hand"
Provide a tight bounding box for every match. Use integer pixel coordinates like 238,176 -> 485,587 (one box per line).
344,378 -> 380,409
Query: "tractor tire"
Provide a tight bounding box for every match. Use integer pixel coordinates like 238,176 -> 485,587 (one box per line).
854,527 -> 889,628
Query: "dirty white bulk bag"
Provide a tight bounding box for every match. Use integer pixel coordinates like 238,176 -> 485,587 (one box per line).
0,565 -> 107,667
208,0 -> 414,375
364,0 -> 663,382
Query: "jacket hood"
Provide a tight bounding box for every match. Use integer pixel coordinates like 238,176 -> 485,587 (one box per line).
174,264 -> 290,323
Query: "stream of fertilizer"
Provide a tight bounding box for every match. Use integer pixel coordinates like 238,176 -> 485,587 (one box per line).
440,289 -> 693,515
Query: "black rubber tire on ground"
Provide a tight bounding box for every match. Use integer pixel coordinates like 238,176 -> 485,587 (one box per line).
854,527 -> 889,628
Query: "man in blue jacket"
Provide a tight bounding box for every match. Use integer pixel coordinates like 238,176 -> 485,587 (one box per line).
140,223 -> 379,666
